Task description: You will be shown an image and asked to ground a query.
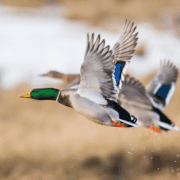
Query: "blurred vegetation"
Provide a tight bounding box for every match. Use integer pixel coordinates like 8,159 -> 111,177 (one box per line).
1,0 -> 180,31
135,44 -> 146,56
0,71 -> 180,179
1,0 -> 58,7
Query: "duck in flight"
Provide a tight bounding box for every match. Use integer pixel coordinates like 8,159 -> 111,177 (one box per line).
40,70 -> 80,89
119,60 -> 179,133
41,56 -> 179,132
20,20 -> 141,128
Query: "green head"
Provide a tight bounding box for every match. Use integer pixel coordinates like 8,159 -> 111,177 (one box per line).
20,88 -> 59,100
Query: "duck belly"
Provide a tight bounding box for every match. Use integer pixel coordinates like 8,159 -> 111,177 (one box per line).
121,103 -> 157,128
70,93 -> 113,126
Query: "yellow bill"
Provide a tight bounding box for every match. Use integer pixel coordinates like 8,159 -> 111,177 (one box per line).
19,93 -> 30,98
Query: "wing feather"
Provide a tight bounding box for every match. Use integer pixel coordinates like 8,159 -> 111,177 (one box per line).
77,33 -> 118,105
112,20 -> 138,63
112,20 -> 138,87
119,75 -> 152,110
146,60 -> 178,109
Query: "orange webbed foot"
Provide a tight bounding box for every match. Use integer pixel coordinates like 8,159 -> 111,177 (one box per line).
112,120 -> 126,127
150,125 -> 161,133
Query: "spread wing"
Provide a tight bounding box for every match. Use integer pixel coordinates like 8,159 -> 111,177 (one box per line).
112,20 -> 138,87
146,60 -> 178,110
77,33 -> 117,105
119,75 -> 152,110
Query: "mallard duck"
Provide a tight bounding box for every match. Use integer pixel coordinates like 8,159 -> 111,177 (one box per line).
41,71 -> 80,89
42,57 -> 179,132
40,71 -> 80,88
20,20 -> 141,128
119,60 -> 179,133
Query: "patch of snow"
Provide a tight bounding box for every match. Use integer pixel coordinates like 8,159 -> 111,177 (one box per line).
0,5 -> 180,89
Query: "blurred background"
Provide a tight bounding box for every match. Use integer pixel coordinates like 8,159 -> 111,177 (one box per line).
0,0 -> 180,179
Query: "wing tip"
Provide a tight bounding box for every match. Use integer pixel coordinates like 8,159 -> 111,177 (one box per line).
113,19 -> 139,64
123,74 -> 146,93
160,59 -> 179,82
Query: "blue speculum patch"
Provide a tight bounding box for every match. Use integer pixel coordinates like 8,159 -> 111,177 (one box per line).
156,85 -> 171,100
114,63 -> 122,85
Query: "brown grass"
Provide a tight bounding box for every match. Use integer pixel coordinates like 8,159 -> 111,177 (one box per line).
0,71 -> 180,179
0,0 -> 54,7
1,0 -> 180,31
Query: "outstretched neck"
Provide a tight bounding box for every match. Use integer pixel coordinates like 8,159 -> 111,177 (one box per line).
55,72 -> 64,79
